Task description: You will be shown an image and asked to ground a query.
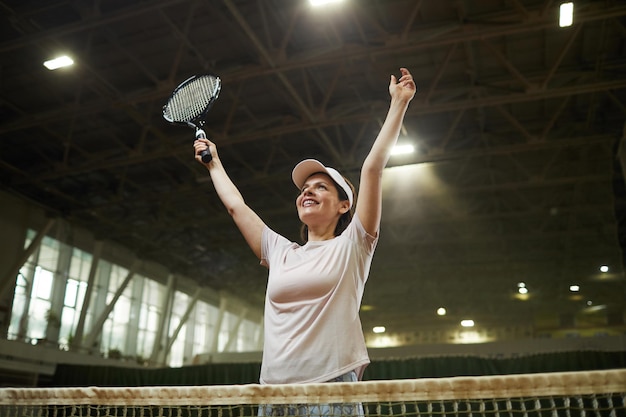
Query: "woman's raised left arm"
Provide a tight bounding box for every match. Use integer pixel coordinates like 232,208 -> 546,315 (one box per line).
355,68 -> 416,236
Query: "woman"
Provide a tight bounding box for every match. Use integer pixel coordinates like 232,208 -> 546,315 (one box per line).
193,68 -> 416,411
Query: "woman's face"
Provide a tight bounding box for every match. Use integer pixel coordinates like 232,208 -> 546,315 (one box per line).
296,173 -> 349,224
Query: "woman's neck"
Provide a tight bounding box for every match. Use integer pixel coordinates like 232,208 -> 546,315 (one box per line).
306,224 -> 336,241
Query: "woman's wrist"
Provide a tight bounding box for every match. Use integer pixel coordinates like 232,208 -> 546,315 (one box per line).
388,97 -> 411,114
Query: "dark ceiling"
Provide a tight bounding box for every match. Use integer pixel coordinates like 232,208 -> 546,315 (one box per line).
1,0 -> 626,341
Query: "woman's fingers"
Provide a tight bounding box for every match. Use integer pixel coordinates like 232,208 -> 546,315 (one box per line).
193,138 -> 214,162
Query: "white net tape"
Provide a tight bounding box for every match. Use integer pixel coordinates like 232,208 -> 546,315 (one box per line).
0,369 -> 624,417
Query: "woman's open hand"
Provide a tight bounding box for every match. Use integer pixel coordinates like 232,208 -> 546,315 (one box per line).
389,67 -> 416,103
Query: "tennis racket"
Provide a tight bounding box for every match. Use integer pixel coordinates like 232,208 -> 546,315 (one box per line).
163,74 -> 221,163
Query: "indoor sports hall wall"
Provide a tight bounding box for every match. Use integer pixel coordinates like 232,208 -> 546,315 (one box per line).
47,350 -> 625,387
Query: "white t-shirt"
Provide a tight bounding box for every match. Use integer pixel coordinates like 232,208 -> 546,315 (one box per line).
259,215 -> 378,384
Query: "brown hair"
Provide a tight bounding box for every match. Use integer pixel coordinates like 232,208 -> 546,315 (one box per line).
299,174 -> 356,243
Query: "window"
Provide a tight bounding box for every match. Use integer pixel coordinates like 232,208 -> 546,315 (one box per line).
101,264 -> 132,357
59,248 -> 92,349
137,279 -> 166,361
168,291 -> 190,367
9,228 -> 262,366
191,301 -> 219,360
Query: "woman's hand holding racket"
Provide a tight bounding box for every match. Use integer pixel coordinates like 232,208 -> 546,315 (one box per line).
194,138 -> 215,165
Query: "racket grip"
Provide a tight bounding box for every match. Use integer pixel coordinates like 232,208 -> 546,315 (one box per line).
196,129 -> 212,163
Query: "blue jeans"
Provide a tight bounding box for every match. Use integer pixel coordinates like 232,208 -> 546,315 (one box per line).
257,371 -> 364,417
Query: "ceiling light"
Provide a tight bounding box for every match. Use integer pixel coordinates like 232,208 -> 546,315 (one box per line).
391,144 -> 415,156
436,307 -> 447,316
517,282 -> 526,288
559,2 -> 574,27
309,0 -> 343,6
372,326 -> 386,334
518,287 -> 528,294
460,319 -> 474,327
569,285 -> 580,292
44,55 -> 74,70
600,265 -> 609,273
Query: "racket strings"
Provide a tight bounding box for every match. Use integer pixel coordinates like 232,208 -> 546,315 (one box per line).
164,76 -> 220,123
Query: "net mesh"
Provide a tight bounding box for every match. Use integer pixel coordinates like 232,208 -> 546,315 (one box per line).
163,75 -> 221,123
0,369 -> 624,417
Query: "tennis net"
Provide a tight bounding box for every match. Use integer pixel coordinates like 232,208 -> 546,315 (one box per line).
0,369 -> 624,417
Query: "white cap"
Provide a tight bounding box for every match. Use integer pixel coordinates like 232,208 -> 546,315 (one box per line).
292,159 -> 353,208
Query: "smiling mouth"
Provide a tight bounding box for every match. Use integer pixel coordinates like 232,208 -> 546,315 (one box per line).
302,199 -> 317,207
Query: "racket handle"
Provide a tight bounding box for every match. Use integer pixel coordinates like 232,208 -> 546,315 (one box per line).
196,129 -> 212,163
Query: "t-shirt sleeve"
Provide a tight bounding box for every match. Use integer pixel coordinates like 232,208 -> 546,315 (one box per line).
260,226 -> 291,268
345,214 -> 379,255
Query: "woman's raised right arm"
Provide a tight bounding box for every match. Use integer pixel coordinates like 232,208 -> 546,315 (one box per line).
194,138 -> 265,260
